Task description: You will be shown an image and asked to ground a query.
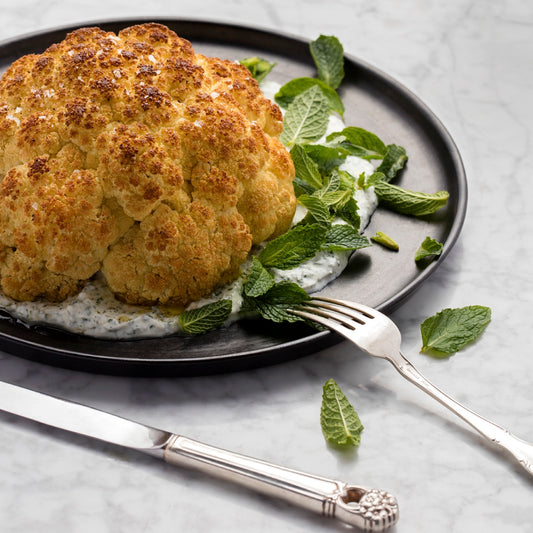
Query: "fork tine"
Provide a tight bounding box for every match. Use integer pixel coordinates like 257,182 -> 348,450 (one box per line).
290,306 -> 355,337
311,296 -> 376,320
291,297 -> 375,337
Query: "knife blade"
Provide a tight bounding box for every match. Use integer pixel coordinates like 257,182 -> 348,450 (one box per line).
0,380 -> 398,531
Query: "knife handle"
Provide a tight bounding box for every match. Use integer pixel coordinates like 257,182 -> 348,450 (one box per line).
163,435 -> 398,531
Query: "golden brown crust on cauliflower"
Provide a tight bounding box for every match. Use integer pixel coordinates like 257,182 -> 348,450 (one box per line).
0,23 -> 296,306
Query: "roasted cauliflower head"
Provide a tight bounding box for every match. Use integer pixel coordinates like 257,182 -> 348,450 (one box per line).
0,23 -> 296,305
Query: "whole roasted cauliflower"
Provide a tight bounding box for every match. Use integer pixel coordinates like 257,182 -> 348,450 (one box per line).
0,23 -> 296,305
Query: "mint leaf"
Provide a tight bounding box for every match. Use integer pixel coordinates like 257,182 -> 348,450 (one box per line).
258,223 -> 327,269
371,231 -> 399,251
376,144 -> 408,181
297,194 -> 331,225
373,181 -> 449,216
420,306 -> 492,357
179,300 -> 232,335
290,144 -> 324,190
320,379 -> 363,447
275,77 -> 345,116
320,189 -> 353,210
310,35 -> 345,90
239,56 -> 276,83
280,85 -> 330,147
323,225 -> 370,252
244,257 -> 275,297
336,197 -> 361,230
415,236 -> 443,262
243,281 -> 310,323
303,144 -> 349,174
327,127 -> 387,158
335,169 -> 357,195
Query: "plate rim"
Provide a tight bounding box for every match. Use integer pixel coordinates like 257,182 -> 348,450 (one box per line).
0,17 -> 467,375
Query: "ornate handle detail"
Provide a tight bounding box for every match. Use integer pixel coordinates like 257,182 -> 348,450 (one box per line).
163,435 -> 399,531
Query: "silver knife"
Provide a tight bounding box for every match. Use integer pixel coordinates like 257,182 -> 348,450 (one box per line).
0,379 -> 398,531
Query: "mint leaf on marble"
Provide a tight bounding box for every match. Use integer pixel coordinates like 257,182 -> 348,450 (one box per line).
310,35 -> 345,90
179,300 -> 232,335
415,236 -> 443,262
280,85 -> 330,147
239,56 -> 276,83
320,379 -> 363,447
420,306 -> 492,357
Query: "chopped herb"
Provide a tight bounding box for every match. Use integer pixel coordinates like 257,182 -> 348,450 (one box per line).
371,231 -> 399,251
376,144 -> 409,181
239,56 -> 276,83
415,236 -> 443,262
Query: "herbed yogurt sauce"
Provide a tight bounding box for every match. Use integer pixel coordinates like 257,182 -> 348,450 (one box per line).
0,82 -> 378,339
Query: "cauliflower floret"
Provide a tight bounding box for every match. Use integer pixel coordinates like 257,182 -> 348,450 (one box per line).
0,23 -> 296,306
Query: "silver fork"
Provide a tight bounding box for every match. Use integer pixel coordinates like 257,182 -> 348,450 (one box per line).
290,296 -> 533,477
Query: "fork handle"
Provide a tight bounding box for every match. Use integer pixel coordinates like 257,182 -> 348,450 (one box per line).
390,352 -> 533,476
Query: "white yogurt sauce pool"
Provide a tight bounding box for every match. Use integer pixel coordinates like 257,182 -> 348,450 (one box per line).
0,81 -> 378,339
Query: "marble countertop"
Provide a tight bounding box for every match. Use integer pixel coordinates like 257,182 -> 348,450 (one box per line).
0,1 -> 532,532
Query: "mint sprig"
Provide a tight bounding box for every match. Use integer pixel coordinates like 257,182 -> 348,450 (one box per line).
320,379 -> 363,447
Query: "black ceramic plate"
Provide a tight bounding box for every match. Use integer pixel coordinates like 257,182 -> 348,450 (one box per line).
0,19 -> 467,376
